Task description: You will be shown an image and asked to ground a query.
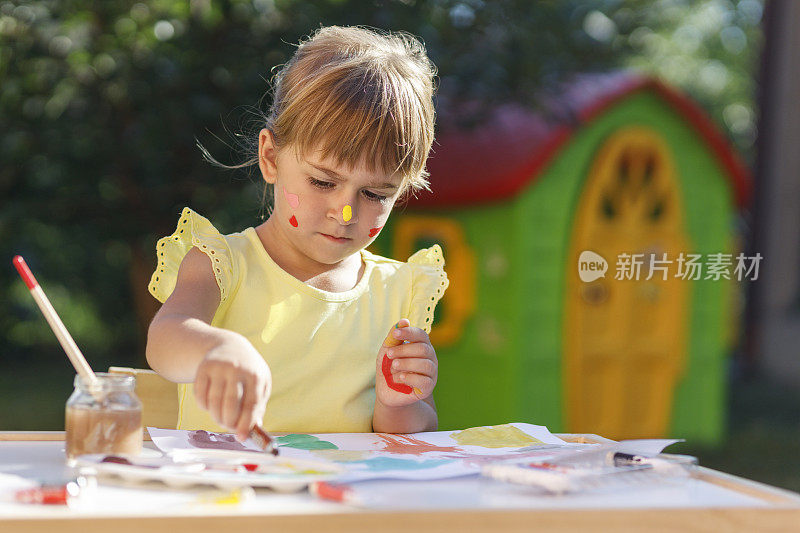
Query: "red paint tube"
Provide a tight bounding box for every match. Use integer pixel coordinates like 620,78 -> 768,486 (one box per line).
14,481 -> 82,505
309,481 -> 364,506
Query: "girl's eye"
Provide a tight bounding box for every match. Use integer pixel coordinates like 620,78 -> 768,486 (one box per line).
309,178 -> 335,189
309,177 -> 387,202
363,190 -> 388,202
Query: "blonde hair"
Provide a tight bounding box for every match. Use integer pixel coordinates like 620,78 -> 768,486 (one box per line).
203,26 -> 437,199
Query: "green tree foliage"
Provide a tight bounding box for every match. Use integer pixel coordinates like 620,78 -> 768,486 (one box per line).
1,0 -> 761,427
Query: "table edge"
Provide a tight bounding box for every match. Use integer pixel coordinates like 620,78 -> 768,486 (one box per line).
3,431 -> 799,507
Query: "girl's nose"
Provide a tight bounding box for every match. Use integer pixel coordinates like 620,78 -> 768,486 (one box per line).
329,203 -> 358,225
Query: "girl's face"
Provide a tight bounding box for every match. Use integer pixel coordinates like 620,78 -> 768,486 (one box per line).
259,130 -> 404,266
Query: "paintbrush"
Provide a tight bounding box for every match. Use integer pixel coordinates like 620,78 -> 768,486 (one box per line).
14,255 -> 277,455
12,256 -> 101,392
248,424 -> 278,456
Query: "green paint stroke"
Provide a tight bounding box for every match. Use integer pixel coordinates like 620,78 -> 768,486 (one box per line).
277,434 -> 338,450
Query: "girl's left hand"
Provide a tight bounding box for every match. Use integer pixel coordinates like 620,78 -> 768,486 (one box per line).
375,319 -> 438,408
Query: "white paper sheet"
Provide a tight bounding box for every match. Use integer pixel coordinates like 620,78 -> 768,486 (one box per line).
615,439 -> 683,456
148,423 -> 578,482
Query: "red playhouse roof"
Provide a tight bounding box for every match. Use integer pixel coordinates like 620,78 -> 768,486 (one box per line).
410,71 -> 752,210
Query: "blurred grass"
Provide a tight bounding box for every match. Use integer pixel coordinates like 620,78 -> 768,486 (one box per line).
0,353 -> 75,430
1,359 -> 798,494
676,372 -> 800,494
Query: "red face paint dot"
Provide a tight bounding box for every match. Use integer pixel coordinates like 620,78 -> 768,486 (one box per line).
369,226 -> 383,237
243,463 -> 259,472
289,215 -> 298,227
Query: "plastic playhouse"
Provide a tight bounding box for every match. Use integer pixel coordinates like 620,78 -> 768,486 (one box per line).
372,72 -> 751,444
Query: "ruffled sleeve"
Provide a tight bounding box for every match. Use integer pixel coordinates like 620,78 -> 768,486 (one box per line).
148,207 -> 236,304
406,244 -> 449,333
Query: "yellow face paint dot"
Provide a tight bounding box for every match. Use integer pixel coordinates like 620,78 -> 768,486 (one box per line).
342,205 -> 352,222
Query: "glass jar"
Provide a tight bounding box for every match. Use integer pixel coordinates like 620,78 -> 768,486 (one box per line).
65,373 -> 143,464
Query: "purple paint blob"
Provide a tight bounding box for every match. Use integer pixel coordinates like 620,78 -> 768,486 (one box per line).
188,430 -> 250,451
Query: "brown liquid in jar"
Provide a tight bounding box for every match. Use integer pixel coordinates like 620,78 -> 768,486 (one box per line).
65,405 -> 143,460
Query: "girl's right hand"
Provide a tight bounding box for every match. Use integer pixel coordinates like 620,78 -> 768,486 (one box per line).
193,334 -> 272,442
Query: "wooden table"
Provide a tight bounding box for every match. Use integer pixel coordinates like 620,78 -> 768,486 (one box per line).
2,432 -> 800,532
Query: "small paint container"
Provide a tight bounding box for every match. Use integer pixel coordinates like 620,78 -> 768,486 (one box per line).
65,373 -> 143,465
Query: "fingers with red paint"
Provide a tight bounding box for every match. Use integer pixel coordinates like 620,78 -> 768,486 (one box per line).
385,324 -> 437,399
376,319 -> 438,407
381,351 -> 413,394
380,319 -> 411,394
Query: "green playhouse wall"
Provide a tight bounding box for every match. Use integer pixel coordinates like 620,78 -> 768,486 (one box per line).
377,91 -> 735,444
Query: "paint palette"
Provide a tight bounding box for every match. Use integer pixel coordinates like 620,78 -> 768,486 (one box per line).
74,452 -> 344,492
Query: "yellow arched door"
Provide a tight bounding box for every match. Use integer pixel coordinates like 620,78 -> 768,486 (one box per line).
393,216 -> 476,347
564,127 -> 690,439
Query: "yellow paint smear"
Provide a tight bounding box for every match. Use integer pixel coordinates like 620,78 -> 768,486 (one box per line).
343,205 -> 352,222
451,424 -> 543,448
312,449 -> 370,462
196,488 -> 252,506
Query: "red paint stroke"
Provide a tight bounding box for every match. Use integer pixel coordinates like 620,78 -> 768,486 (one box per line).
375,433 -> 460,456
382,353 -> 413,394
243,463 -> 259,472
369,226 -> 383,237
289,215 -> 298,227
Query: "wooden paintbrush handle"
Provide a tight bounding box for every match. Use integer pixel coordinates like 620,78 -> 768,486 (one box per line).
13,256 -> 99,387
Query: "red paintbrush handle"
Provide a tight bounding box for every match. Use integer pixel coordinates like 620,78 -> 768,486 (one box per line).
12,254 -> 99,386
13,256 -> 38,290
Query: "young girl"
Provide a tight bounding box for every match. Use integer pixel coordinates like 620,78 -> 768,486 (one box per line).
145,26 -> 448,441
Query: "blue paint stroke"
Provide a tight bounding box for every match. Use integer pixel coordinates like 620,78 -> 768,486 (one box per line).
346,456 -> 453,472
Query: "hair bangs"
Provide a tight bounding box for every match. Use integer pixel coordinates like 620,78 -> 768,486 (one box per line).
277,63 -> 429,191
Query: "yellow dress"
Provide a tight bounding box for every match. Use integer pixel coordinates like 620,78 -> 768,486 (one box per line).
148,208 -> 449,433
